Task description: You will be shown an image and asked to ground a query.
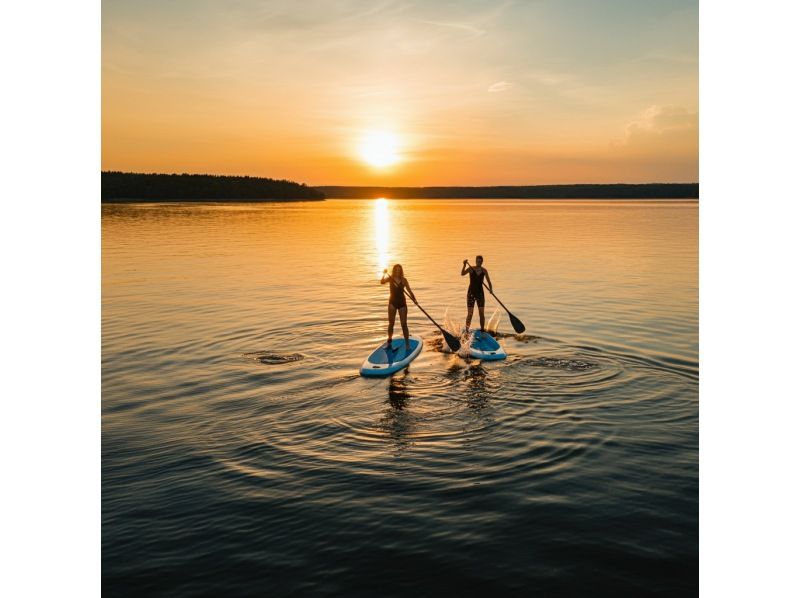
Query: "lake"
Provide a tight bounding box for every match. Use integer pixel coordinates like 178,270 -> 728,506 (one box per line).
102,199 -> 698,596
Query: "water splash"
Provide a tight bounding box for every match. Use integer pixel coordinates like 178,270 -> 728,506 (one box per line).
437,307 -> 469,358
443,306 -> 459,339
428,334 -> 472,359
486,308 -> 501,335
443,306 -> 501,336
242,351 -> 304,365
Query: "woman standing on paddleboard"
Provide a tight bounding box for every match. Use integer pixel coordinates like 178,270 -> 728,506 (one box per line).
461,255 -> 493,333
381,264 -> 417,352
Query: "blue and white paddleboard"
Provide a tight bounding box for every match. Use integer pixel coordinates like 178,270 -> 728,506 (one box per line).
468,330 -> 507,361
360,335 -> 423,377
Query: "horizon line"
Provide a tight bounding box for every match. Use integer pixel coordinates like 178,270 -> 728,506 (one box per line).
101,171 -> 698,187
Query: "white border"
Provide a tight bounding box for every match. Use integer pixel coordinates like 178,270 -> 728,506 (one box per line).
701,0 -> 800,596
2,0 -> 100,596
3,0 -> 800,596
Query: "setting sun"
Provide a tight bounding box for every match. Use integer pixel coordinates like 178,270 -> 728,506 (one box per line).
359,131 -> 400,168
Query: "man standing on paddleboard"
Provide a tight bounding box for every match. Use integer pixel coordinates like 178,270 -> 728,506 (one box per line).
461,256 -> 493,333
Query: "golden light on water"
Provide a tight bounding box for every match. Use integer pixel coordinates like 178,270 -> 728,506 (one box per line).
359,131 -> 400,168
374,198 -> 390,277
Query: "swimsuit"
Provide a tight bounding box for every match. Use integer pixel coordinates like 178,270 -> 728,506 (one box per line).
467,269 -> 485,308
389,277 -> 407,309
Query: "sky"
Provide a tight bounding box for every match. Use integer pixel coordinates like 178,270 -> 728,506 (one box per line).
102,0 -> 698,185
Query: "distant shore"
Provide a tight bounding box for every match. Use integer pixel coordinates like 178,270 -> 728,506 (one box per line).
103,197 -> 321,204
317,183 -> 699,199
101,173 -> 699,202
101,172 -> 325,202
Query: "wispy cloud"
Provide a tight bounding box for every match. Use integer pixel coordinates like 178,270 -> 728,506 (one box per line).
419,19 -> 486,38
622,105 -> 697,140
231,0 -> 404,33
488,81 -> 511,93
611,105 -> 698,158
526,70 -> 570,87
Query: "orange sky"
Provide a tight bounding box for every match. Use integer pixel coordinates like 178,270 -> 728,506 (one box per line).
102,0 -> 698,185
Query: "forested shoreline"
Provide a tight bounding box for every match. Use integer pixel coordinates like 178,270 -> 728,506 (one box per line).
102,173 -> 698,202
101,172 -> 325,202
317,183 -> 699,199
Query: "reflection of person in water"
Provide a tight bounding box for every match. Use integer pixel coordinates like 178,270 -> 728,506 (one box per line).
463,364 -> 491,408
461,255 -> 493,333
388,377 -> 411,409
378,375 -> 415,454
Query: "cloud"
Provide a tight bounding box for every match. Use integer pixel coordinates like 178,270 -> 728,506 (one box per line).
526,70 -> 569,87
621,105 -> 697,141
418,19 -> 486,38
488,81 -> 511,93
611,105 -> 698,169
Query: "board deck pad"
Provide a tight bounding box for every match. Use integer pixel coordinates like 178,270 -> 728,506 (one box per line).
360,335 -> 423,376
468,330 -> 507,361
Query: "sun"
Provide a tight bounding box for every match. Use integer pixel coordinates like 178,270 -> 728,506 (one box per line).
359,131 -> 400,168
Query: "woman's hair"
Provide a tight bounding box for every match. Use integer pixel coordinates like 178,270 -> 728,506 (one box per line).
392,264 -> 404,277
476,255 -> 484,262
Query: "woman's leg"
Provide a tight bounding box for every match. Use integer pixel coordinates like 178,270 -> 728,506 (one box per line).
478,304 -> 486,332
466,294 -> 475,330
399,306 -> 410,349
387,304 -> 397,347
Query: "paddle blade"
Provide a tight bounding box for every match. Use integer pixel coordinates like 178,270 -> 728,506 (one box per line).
508,312 -> 526,334
442,329 -> 462,352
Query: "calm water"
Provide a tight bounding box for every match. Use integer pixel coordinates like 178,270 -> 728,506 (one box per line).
102,199 -> 698,596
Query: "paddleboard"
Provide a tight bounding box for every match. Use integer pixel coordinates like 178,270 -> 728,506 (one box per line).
360,335 -> 423,377
467,330 -> 507,361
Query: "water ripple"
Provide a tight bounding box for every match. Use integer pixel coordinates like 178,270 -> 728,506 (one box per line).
103,200 -> 698,596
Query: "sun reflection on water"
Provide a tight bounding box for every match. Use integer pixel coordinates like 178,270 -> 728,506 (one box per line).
374,198 -> 390,277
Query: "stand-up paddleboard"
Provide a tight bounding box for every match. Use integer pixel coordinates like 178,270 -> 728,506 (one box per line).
360,335 -> 423,377
467,330 -> 507,361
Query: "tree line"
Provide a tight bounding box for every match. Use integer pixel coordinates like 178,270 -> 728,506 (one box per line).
102,172 -> 325,202
316,183 -> 699,199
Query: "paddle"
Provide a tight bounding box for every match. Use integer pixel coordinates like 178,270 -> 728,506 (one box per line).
383,274 -> 461,352
403,288 -> 462,352
466,263 -> 526,334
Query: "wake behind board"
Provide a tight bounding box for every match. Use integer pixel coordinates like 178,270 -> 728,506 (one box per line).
468,330 -> 507,361
360,335 -> 423,377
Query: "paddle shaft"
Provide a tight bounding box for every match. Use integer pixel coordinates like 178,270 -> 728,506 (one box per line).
484,284 -> 509,311
382,273 -> 433,325
382,273 -> 461,350
383,273 -> 446,333
402,287 -> 448,336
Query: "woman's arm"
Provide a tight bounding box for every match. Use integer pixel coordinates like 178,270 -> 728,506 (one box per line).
461,260 -> 470,275
381,270 -> 389,284
403,278 -> 417,303
484,269 -> 493,293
